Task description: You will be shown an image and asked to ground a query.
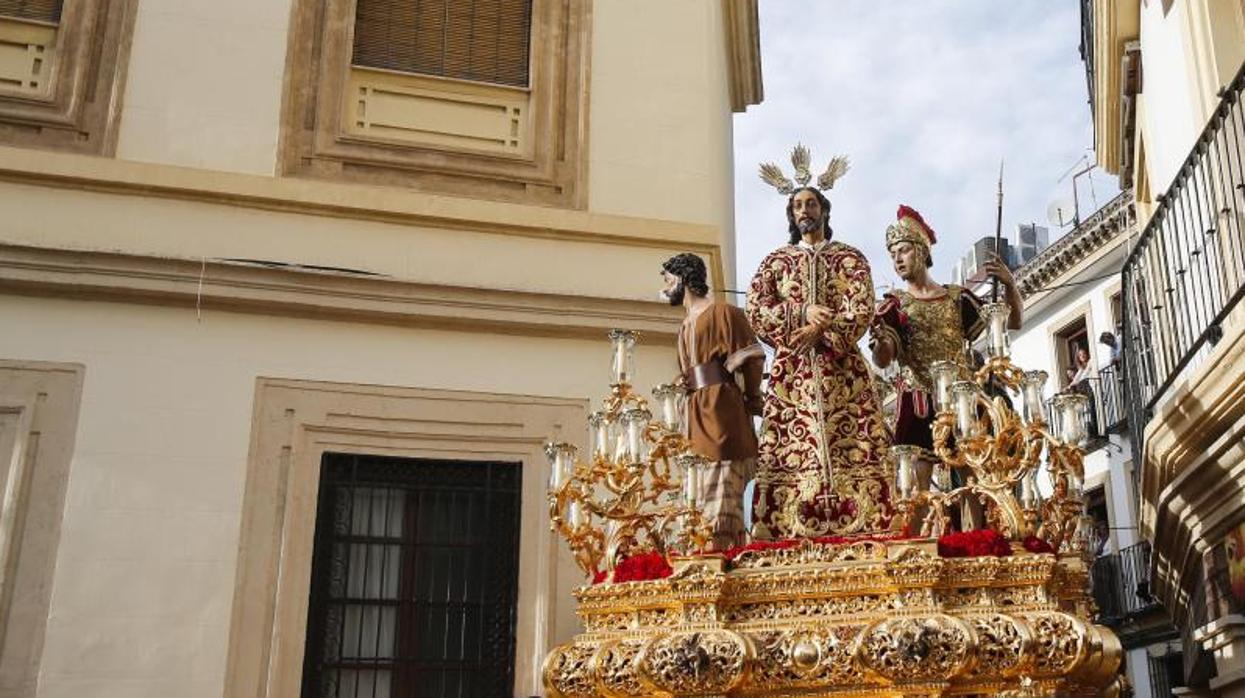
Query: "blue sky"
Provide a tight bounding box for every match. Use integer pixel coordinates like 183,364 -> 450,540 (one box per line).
732,0 -> 1118,293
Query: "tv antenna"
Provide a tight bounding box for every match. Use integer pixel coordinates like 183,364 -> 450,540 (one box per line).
1056,153 -> 1098,227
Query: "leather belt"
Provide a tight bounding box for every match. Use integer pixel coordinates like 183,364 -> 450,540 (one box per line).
685,360 -> 732,391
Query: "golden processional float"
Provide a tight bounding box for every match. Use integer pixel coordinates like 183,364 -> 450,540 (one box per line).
541,307 -> 1123,697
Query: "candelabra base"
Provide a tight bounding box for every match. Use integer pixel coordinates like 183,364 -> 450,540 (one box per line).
542,537 -> 1123,697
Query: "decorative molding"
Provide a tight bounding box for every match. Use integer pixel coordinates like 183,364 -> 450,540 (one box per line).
1015,190 -> 1136,299
1140,301 -> 1245,628
1087,0 -> 1141,176
278,0 -> 592,208
722,0 -> 763,113
0,0 -> 137,154
0,361 -> 84,698
0,18 -> 56,95
0,243 -> 683,342
0,145 -> 724,291
224,378 -> 587,698
346,68 -> 529,153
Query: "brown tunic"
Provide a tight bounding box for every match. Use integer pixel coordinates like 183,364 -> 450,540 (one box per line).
678,302 -> 764,462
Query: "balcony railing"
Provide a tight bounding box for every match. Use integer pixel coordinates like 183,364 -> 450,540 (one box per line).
1044,365 -> 1126,453
1092,541 -> 1160,624
1121,60 -> 1245,458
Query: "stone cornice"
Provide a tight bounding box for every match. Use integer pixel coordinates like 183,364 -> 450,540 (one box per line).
0,243 -> 683,342
1014,190 -> 1136,298
723,0 -> 763,113
1141,302 -> 1245,627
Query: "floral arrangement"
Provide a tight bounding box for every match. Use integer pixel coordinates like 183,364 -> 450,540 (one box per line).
592,530 -> 1058,584
592,552 -> 673,585
936,529 -> 1013,558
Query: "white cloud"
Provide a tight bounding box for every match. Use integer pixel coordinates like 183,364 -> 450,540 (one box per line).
732,0 -> 1118,293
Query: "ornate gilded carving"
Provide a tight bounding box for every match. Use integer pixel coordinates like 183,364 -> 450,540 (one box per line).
729,539 -> 890,569
965,614 -> 1032,678
638,630 -> 750,695
547,545 -> 1121,695
593,639 -> 648,698
1022,612 -> 1084,678
543,642 -> 600,698
748,627 -> 870,688
856,615 -> 974,682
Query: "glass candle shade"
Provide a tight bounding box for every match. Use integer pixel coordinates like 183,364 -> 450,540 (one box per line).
930,360 -> 960,413
1050,393 -> 1089,445
981,301 -> 1012,358
1019,470 -> 1042,509
1021,370 -> 1049,425
565,500 -> 585,529
675,454 -> 705,509
544,442 -> 577,490
621,408 -> 651,463
951,381 -> 980,439
891,445 -> 923,500
651,383 -> 684,432
608,414 -> 626,463
587,412 -> 609,460
608,329 -> 638,386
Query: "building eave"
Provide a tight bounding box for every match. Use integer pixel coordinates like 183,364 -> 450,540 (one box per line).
723,0 -> 763,113
1015,190 -> 1137,301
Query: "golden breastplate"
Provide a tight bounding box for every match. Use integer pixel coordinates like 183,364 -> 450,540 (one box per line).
897,289 -> 966,390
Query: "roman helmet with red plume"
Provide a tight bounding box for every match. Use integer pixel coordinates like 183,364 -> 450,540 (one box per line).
887,205 -> 937,267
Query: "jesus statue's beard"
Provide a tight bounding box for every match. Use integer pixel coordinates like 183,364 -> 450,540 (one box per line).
798,218 -> 818,234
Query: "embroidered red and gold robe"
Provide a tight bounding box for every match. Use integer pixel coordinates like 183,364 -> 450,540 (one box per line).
746,240 -> 894,538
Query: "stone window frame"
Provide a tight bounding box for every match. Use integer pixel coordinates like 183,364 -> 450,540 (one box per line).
223,378 -> 586,698
0,360 -> 85,698
277,0 -> 592,208
0,0 -> 137,154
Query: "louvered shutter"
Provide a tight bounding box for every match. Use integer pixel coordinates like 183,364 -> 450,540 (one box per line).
0,0 -> 62,23
352,0 -> 532,88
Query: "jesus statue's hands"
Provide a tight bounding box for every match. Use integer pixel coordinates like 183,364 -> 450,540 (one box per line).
791,324 -> 822,351
805,304 -> 833,329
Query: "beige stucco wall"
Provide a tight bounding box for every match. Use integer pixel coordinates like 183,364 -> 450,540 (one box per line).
587,0 -> 739,278
0,168 -> 709,303
114,0 -> 742,276
115,0 -> 293,175
0,293 -> 679,698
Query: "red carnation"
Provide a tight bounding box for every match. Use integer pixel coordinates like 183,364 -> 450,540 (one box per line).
937,529 -> 1012,558
1022,535 -> 1056,554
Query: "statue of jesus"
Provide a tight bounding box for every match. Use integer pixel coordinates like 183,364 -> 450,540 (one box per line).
747,148 -> 894,538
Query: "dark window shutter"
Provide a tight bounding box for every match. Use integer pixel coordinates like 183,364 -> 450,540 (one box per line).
352,0 -> 532,88
0,0 -> 63,23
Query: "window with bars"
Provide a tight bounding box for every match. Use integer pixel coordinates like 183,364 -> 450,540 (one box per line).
0,0 -> 60,23
300,453 -> 522,698
352,0 -> 532,88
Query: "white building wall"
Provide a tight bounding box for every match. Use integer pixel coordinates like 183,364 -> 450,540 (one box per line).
1011,272 -> 1139,553
1135,0 -> 1204,194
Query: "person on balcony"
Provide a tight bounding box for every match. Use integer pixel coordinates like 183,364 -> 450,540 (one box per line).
659,252 -> 765,552
869,205 -> 1022,530
1071,346 -> 1100,438
746,182 -> 895,539
1098,331 -> 1121,368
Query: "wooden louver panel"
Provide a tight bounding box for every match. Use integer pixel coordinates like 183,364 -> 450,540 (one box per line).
352,0 -> 532,88
0,0 -> 62,23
